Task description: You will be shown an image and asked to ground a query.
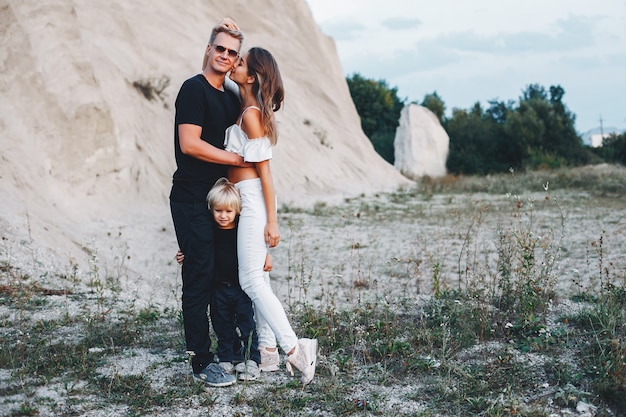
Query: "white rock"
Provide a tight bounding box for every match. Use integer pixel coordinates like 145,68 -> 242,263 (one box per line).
576,401 -> 597,416
394,104 -> 449,179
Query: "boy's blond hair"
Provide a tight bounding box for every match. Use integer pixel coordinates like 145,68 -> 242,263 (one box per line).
207,178 -> 241,214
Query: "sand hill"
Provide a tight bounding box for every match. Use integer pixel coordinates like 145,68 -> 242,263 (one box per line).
0,0 -> 410,292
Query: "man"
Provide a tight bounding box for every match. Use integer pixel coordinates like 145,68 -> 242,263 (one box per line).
169,18 -> 249,387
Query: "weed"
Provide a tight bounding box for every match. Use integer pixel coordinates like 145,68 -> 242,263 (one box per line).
132,75 -> 170,102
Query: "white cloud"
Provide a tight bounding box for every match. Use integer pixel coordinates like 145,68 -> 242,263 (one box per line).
306,0 -> 626,132
382,17 -> 422,31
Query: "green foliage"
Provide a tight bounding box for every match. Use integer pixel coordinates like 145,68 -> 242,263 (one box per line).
421,91 -> 446,124
592,132 -> 626,165
567,283 -> 626,413
346,73 -> 404,163
444,84 -> 597,175
446,102 -> 512,175
346,77 -> 614,175
518,85 -> 588,167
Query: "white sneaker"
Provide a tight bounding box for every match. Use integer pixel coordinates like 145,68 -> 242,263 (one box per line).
259,347 -> 280,372
286,338 -> 317,385
235,360 -> 260,381
219,362 -> 234,374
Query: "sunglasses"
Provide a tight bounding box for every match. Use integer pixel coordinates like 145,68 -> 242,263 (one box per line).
213,44 -> 239,58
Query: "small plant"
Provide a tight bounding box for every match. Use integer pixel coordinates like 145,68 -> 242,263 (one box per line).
132,75 -> 170,102
16,401 -> 39,416
301,118 -> 332,148
568,283 -> 626,413
138,306 -> 160,323
312,200 -> 328,216
313,128 -> 330,147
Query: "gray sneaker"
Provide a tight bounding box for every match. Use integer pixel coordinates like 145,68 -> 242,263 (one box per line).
219,362 -> 235,373
193,362 -> 236,387
235,360 -> 260,381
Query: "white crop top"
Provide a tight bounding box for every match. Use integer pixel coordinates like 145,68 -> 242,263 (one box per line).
224,106 -> 272,162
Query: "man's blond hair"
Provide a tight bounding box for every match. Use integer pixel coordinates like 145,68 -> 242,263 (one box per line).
202,17 -> 244,71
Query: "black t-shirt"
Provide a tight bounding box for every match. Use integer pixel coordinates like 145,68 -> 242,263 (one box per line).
170,74 -> 240,202
214,225 -> 239,286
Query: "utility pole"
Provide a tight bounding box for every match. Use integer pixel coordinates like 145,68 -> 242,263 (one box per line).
599,114 -> 604,137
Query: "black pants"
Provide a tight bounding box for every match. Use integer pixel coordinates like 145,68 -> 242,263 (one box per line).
170,200 -> 215,373
210,283 -> 261,364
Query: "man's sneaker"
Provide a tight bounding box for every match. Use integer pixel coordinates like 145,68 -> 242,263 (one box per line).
219,362 -> 235,374
259,347 -> 280,372
235,360 -> 260,382
193,362 -> 236,387
286,338 -> 317,385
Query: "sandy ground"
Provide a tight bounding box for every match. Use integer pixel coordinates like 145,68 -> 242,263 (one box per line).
1,188 -> 624,416
4,188 -> 624,315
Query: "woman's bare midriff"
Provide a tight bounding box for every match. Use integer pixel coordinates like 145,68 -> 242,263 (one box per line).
228,166 -> 258,184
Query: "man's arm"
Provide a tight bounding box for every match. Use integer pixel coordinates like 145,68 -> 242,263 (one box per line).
179,124 -> 250,167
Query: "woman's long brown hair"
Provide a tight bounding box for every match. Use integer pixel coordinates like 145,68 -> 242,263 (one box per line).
246,47 -> 284,145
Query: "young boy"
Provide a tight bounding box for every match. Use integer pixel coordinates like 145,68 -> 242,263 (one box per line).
178,178 -> 266,381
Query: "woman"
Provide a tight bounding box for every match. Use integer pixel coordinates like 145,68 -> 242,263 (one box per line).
225,47 -> 317,385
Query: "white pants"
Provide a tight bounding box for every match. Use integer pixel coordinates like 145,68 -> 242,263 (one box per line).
235,178 -> 297,353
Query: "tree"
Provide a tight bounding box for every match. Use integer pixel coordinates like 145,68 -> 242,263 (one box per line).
346,73 -> 404,164
421,91 -> 446,124
593,133 -> 626,165
446,103 -> 508,175
503,103 -> 546,167
447,83 -> 590,173
486,99 -> 514,125
347,75 -> 598,174
516,84 -> 587,168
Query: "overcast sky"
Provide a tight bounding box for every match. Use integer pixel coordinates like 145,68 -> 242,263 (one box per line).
306,0 -> 626,134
